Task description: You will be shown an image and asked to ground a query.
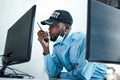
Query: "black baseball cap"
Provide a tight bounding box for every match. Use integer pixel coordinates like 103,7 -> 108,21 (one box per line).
41,10 -> 73,25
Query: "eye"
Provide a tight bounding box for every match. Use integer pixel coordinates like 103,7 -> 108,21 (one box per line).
49,26 -> 53,29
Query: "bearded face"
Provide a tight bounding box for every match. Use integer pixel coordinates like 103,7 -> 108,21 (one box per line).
49,23 -> 65,42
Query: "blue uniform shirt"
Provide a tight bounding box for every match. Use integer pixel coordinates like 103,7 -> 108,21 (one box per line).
44,32 -> 107,80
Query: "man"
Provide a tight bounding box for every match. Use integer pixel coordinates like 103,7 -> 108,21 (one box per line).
37,10 -> 107,80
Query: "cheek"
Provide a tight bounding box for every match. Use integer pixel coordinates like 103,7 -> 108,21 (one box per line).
49,29 -> 57,37
51,28 -> 60,34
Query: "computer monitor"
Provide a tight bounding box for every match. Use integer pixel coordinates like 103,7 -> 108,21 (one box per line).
118,0 -> 120,9
86,0 -> 120,64
0,5 -> 36,78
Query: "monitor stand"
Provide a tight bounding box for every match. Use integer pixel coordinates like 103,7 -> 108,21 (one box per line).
0,60 -> 23,78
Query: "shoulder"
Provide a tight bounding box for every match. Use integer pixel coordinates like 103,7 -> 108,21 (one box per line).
53,32 -> 86,47
71,32 -> 86,41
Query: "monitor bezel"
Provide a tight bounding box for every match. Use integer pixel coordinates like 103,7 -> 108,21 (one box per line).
86,0 -> 120,64
2,5 -> 36,65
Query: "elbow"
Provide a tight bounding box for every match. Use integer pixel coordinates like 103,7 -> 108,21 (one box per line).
47,73 -> 58,78
48,74 -> 55,78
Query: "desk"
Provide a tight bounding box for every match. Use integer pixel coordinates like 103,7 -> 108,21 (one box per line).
0,78 -> 39,80
0,78 -> 71,80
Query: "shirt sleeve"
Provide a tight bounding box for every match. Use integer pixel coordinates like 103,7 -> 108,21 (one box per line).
44,48 -> 63,78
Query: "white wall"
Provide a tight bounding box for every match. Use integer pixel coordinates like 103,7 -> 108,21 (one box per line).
0,0 -> 88,79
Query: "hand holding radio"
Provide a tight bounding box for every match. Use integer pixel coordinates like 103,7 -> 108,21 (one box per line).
37,22 -> 49,43
37,22 -> 49,55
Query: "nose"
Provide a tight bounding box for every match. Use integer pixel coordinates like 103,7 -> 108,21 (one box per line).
48,25 -> 54,31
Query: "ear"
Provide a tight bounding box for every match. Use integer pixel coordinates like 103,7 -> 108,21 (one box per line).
65,24 -> 71,31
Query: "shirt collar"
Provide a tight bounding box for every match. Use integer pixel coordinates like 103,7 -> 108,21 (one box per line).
60,31 -> 73,46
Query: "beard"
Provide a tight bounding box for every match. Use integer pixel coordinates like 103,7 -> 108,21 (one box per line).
50,36 -> 58,42
50,32 -> 59,42
50,30 -> 65,42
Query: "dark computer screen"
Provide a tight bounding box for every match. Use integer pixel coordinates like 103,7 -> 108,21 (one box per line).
0,5 -> 36,77
86,0 -> 120,64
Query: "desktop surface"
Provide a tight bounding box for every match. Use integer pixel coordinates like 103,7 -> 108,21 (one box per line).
0,78 -> 71,80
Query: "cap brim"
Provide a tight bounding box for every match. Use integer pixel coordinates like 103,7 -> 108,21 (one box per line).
41,18 -> 60,25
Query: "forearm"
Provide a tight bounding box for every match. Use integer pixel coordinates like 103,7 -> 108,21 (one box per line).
59,67 -> 93,80
59,70 -> 86,80
44,54 -> 62,78
43,47 -> 49,55
59,63 -> 106,80
58,62 -> 93,80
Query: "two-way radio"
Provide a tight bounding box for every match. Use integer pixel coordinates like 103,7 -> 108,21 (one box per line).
37,22 -> 49,42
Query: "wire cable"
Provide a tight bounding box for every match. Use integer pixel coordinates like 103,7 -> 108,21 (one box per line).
0,66 -> 34,79
7,67 -> 34,79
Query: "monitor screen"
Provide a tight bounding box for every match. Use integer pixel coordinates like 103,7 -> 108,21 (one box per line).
2,5 -> 36,65
86,0 -> 120,64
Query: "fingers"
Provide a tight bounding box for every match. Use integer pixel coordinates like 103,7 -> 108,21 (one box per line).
37,30 -> 48,42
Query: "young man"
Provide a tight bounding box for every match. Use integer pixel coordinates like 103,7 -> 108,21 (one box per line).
37,10 -> 107,80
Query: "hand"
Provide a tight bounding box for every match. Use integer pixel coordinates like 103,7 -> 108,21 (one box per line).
37,30 -> 49,54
